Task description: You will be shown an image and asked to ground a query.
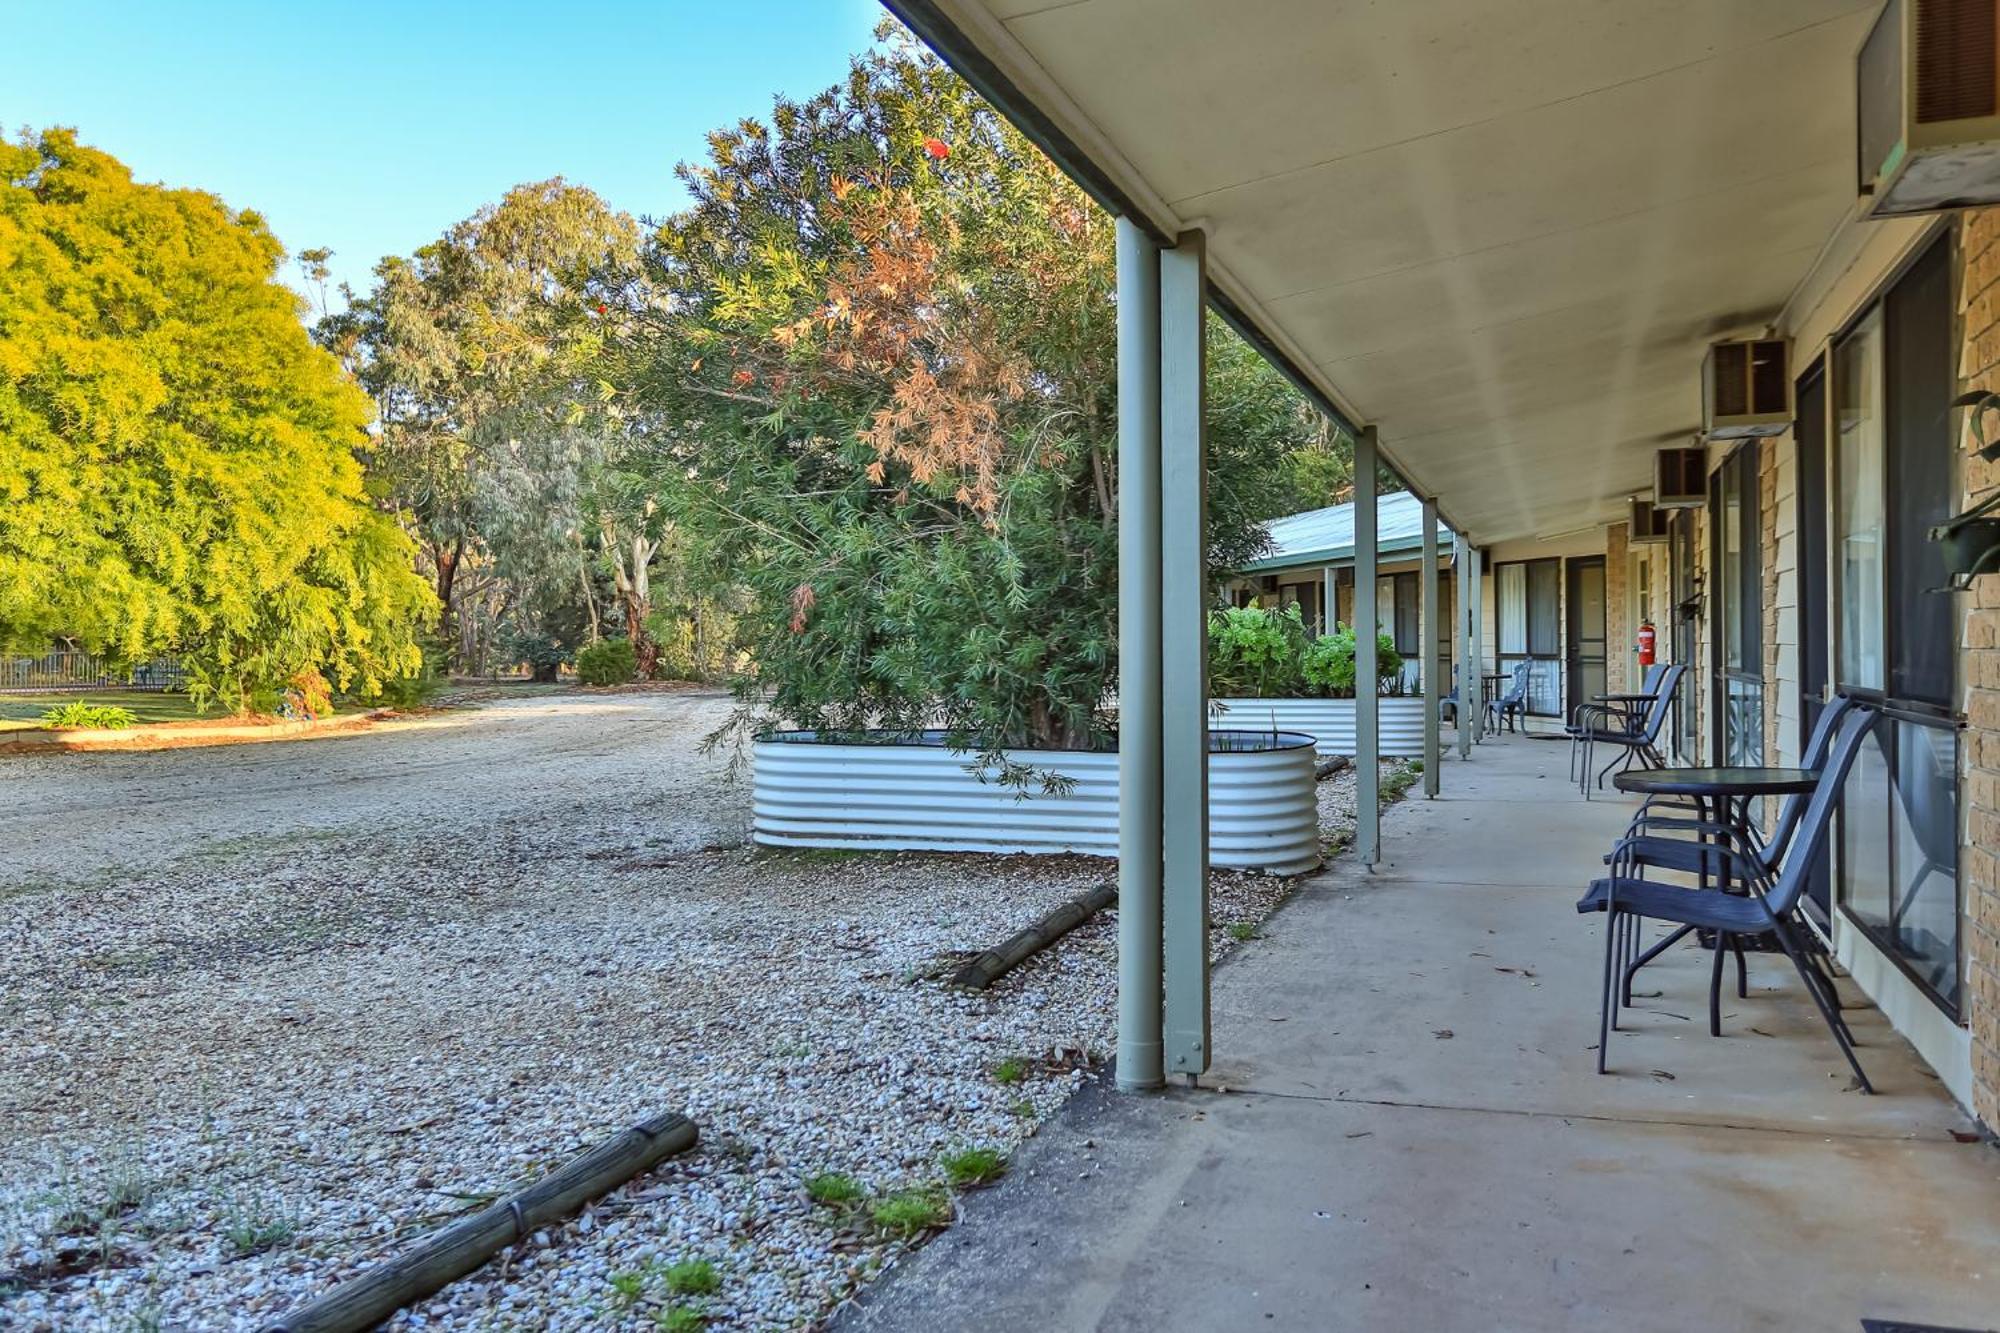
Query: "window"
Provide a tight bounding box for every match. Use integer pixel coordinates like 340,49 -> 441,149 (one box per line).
1836,307 -> 1886,691
1710,445 -> 1764,765
1392,572 -> 1420,656
1829,232 -> 1961,1016
1494,558 -> 1562,715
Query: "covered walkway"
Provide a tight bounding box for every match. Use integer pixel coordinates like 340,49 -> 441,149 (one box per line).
845,737 -> 2000,1331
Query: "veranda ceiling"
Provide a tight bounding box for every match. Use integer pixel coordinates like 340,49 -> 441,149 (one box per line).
895,0 -> 1879,543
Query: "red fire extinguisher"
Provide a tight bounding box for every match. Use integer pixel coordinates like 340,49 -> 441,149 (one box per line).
1636,620 -> 1657,667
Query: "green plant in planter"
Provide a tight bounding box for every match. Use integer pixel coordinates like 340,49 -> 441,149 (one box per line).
1300,625 -> 1403,698
1208,605 -> 1309,698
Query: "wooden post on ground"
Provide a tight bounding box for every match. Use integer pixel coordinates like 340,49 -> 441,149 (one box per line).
261,1110 -> 698,1333
952,882 -> 1118,990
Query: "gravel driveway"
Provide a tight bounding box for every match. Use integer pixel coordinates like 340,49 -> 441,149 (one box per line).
0,688 -> 1359,1331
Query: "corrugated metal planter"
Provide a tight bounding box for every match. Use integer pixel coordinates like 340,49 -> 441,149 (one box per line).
752,729 -> 1320,875
1209,696 -> 1429,758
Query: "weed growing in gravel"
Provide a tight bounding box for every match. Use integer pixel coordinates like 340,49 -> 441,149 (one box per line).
219,1190 -> 297,1256
1380,761 -> 1420,804
941,1147 -> 1006,1188
870,1187 -> 952,1237
805,1172 -> 864,1206
664,1259 -> 720,1297
655,1304 -> 707,1332
1008,1098 -> 1036,1119
990,1057 -> 1027,1084
42,1150 -> 157,1236
607,1269 -> 647,1309
1226,921 -> 1258,942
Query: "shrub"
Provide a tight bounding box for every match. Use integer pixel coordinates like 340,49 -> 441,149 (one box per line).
39,702 -> 138,730
1208,605 -> 1309,698
285,669 -> 332,720
1299,625 -> 1403,698
506,631 -> 570,683
576,638 -> 638,686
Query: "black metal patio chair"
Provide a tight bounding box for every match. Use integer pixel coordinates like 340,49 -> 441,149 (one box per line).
1588,704 -> 1880,1092
1567,663 -> 1668,784
1581,693 -> 1863,1015
1573,664 -> 1685,798
1486,658 -> 1533,734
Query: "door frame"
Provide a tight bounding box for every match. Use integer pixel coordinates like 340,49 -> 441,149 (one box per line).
1563,555 -> 1607,722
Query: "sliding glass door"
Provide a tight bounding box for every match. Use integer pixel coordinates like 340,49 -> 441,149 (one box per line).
1830,232 -> 1962,1015
1709,445 -> 1764,765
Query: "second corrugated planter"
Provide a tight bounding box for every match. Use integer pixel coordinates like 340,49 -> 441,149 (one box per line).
752,728 -> 1320,875
1208,695 -> 1428,758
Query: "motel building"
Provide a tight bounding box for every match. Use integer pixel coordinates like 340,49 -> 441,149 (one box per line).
844,4 -> 2000,1328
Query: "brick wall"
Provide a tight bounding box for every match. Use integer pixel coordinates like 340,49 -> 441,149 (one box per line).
1957,208 -> 2000,1130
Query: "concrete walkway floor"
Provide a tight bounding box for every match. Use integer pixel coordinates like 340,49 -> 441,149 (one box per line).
842,735 -> 2000,1332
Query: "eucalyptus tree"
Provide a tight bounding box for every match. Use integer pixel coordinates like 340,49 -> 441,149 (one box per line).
329,179 -> 643,666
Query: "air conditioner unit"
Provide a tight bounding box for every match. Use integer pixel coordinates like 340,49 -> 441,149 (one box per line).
1858,0 -> 2000,217
1628,498 -> 1672,544
1653,447 -> 1708,509
1702,338 -> 1791,438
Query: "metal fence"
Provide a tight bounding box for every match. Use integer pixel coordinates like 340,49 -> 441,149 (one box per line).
0,651 -> 188,694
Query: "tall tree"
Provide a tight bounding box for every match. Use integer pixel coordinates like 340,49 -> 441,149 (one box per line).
0,128 -> 433,708
618,27 -> 1337,748
327,180 -> 641,666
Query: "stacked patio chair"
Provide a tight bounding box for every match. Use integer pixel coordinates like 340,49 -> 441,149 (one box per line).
1578,702 -> 1879,1092
1486,658 -> 1533,734
1570,664 -> 1685,798
1566,662 -> 1669,785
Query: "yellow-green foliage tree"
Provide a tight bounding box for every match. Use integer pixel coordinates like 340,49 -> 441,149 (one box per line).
0,129 -> 434,710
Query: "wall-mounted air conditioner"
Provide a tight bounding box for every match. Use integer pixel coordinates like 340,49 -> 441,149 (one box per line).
1654,447 -> 1708,509
1629,498 -> 1672,543
1702,338 -> 1791,438
1858,0 -> 2000,216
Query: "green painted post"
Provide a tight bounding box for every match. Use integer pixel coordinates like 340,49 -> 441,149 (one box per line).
1464,528 -> 1480,756
1159,232 -> 1209,1080
1470,544 -> 1486,742
1354,426 -> 1379,866
1421,496 -> 1441,798
1114,217 -> 1163,1092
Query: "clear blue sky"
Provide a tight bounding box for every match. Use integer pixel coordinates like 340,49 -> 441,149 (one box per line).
5,0 -> 889,304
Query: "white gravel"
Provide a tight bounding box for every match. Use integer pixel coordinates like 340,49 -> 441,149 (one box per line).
0,689 -> 1385,1331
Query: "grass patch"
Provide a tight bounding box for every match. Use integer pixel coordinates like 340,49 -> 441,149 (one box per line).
607,1269 -> 648,1308
1380,761 -> 1420,804
990,1057 -> 1027,1085
941,1147 -> 1006,1189
219,1190 -> 296,1257
663,1259 -> 720,1297
655,1306 -> 707,1333
0,692 -> 204,733
1008,1098 -> 1036,1119
870,1187 -> 951,1237
1225,921 -> 1258,942
805,1172 -> 865,1206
